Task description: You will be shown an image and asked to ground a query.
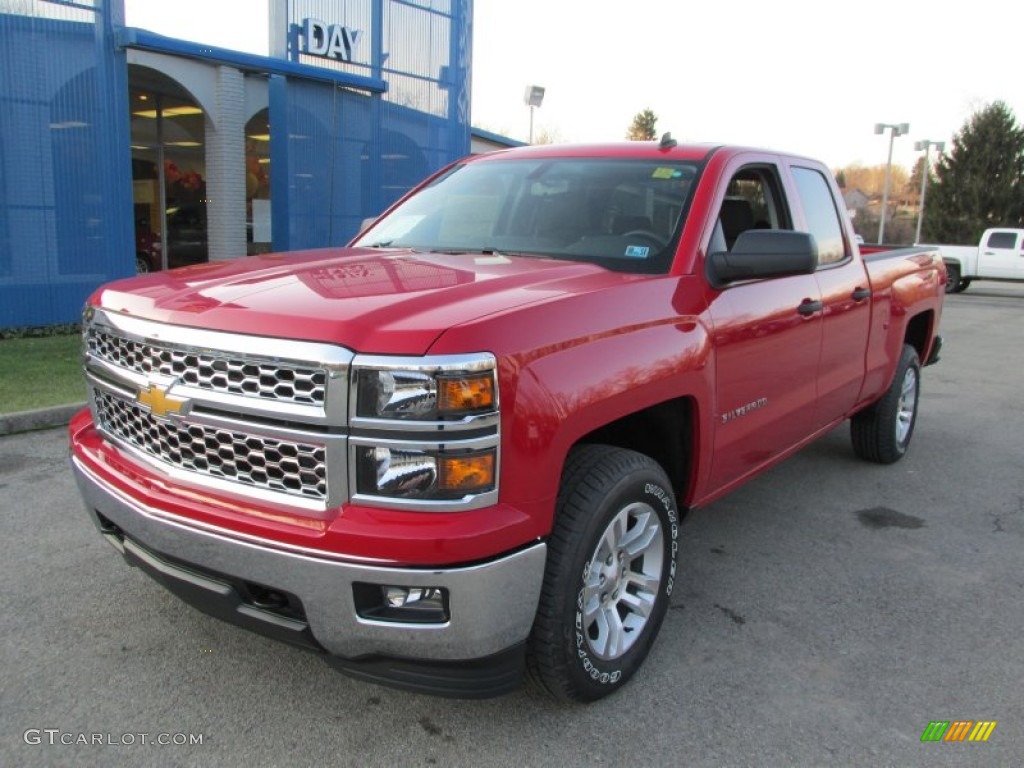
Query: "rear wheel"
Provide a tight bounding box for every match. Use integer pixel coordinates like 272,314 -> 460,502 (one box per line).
851,344 -> 921,464
944,263 -> 960,294
527,445 -> 679,702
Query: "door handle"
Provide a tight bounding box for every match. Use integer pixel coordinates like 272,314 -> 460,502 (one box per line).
852,287 -> 871,301
798,299 -> 823,316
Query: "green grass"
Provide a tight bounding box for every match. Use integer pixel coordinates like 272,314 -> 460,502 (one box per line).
0,333 -> 87,414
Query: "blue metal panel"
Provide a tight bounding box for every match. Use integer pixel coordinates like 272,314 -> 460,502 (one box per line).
116,28 -> 387,94
0,165 -> 6,283
0,0 -> 472,326
271,0 -> 471,251
0,1 -> 133,329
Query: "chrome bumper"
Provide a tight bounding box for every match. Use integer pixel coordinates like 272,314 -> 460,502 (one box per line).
72,457 -> 546,664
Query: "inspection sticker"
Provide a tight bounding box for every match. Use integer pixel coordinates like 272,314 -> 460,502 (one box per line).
624,245 -> 650,258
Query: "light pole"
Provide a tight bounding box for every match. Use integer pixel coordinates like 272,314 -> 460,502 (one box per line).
913,139 -> 945,244
874,122 -> 909,244
524,85 -> 545,144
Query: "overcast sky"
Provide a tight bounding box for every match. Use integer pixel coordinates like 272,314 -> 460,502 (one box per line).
124,0 -> 1024,171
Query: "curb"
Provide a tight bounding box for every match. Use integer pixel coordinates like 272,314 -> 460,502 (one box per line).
0,403 -> 86,437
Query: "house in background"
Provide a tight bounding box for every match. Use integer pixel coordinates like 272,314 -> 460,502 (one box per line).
842,188 -> 870,214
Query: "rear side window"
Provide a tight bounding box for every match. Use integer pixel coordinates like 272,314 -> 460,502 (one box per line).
791,167 -> 846,266
986,232 -> 1017,249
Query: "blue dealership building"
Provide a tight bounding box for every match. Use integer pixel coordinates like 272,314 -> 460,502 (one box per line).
0,0 -> 512,329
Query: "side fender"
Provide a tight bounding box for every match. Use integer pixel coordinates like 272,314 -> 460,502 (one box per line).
500,319 -> 714,533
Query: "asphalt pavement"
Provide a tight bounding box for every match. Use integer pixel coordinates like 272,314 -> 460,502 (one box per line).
1,282 -> 1022,767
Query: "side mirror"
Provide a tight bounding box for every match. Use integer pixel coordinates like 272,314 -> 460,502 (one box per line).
708,230 -> 818,287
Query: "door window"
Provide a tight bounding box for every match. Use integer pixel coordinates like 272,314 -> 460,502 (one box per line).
711,166 -> 790,253
791,167 -> 847,266
985,232 -> 1017,249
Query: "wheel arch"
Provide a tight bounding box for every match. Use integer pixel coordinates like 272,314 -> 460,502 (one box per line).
904,310 -> 934,361
570,396 -> 698,511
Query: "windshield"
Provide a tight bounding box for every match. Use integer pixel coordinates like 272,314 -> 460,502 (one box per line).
353,157 -> 700,274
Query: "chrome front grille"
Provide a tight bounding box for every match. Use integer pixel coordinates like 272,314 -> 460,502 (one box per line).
83,308 -> 353,511
86,326 -> 327,405
93,388 -> 328,501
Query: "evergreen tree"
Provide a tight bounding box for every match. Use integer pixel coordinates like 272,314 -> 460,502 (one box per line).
626,109 -> 658,141
923,101 -> 1024,243
907,156 -> 930,200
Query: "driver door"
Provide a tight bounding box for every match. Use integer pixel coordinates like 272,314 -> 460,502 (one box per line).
705,160 -> 823,493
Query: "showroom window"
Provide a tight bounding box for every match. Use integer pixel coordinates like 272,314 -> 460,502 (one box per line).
245,108 -> 272,256
129,67 -> 207,272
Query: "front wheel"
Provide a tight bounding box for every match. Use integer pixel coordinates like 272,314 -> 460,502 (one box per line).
952,278 -> 971,294
527,445 -> 679,702
851,344 -> 921,464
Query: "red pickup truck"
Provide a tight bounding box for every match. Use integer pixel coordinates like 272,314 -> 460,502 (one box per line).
70,140 -> 945,702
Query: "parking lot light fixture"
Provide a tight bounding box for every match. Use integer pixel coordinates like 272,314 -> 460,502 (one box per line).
913,139 -> 945,244
524,85 -> 545,144
874,122 -> 909,244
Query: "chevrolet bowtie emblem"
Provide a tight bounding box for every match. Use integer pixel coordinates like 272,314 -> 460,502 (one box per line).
136,384 -> 190,419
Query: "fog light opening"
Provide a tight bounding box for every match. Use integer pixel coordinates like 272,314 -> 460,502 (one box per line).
353,583 -> 450,624
385,586 -> 443,608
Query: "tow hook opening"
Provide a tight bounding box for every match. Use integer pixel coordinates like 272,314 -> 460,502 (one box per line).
93,510 -> 127,554
95,510 -> 123,538
241,581 -> 306,622
245,584 -> 288,610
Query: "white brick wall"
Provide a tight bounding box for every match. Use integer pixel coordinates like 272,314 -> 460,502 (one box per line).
205,66 -> 247,262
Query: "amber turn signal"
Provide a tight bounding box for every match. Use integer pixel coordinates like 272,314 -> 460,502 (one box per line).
438,372 -> 495,414
438,451 -> 495,492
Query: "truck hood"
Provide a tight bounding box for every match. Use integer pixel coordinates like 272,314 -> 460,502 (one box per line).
93,248 -> 639,354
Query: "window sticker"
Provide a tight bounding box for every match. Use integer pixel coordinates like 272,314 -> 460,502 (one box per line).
624,245 -> 650,258
651,167 -> 685,179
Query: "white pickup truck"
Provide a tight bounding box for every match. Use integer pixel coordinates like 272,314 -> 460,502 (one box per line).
927,228 -> 1024,293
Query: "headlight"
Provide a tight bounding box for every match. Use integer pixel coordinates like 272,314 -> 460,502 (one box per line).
349,354 -> 499,509
352,354 -> 497,421
355,446 -> 496,500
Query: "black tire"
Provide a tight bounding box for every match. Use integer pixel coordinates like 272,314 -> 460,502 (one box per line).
943,263 -> 959,294
952,278 -> 971,294
136,256 -> 150,274
527,445 -> 679,702
851,344 -> 921,464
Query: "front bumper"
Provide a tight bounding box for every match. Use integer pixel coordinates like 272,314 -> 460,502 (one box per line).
72,457 -> 546,697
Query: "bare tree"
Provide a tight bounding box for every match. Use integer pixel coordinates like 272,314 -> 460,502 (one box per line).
837,164 -> 909,199
533,126 -> 565,145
